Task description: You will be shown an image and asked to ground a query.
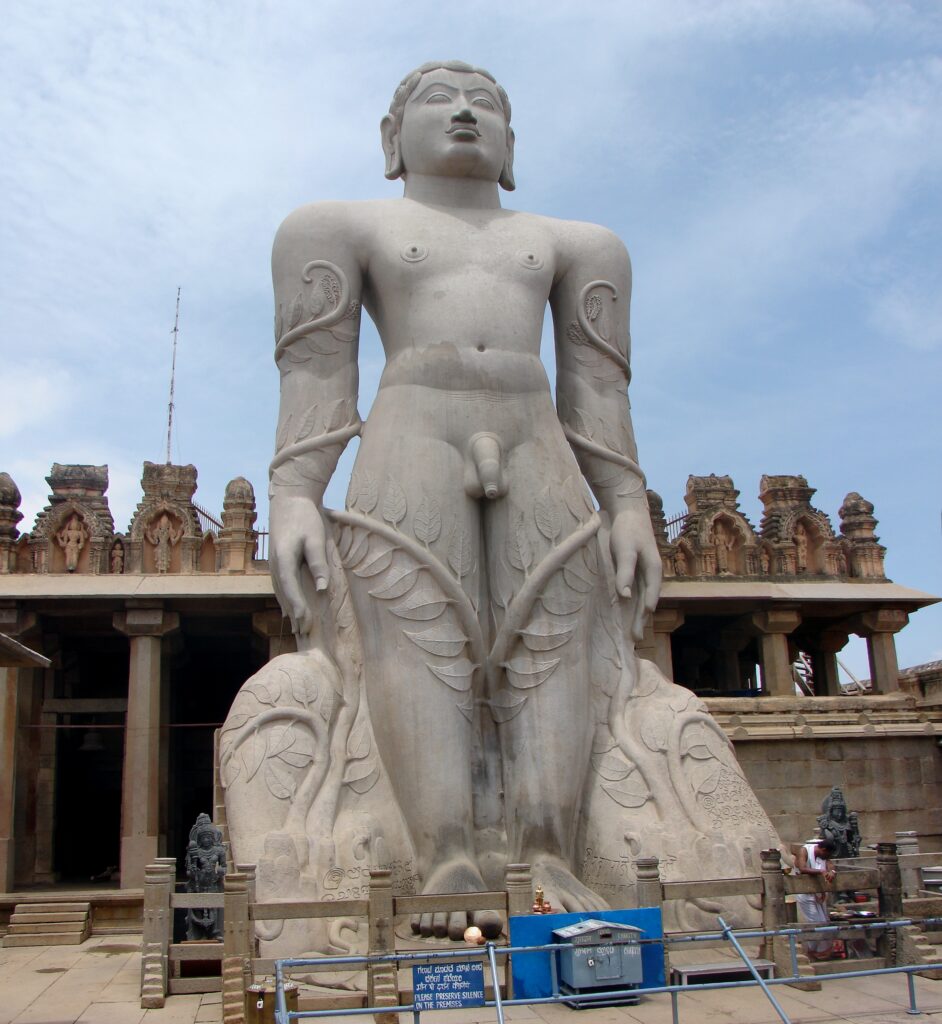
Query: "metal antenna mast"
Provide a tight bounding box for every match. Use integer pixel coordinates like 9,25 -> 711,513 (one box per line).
166,287 -> 181,465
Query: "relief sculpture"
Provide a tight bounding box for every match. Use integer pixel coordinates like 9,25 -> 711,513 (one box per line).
222,60 -> 783,976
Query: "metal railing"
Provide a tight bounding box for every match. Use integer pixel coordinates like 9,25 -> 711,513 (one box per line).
193,501 -> 222,534
665,512 -> 686,543
271,916 -> 942,1024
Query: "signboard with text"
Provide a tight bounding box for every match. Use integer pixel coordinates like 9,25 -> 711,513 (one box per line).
412,961 -> 486,1011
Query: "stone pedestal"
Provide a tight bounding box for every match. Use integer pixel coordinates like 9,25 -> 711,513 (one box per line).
114,606 -> 179,888
752,609 -> 801,696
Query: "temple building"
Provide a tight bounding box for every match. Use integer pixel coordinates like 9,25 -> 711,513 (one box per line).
0,462 -> 938,900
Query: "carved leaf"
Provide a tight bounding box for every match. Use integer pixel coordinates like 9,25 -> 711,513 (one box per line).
681,722 -> 728,761
390,590 -> 450,621
689,762 -> 721,796
506,512 -> 532,573
278,749 -> 314,769
288,292 -> 304,330
456,692 -> 475,722
294,404 -> 320,442
669,689 -> 696,713
346,474 -> 361,512
221,755 -> 241,788
222,713 -> 251,733
492,556 -> 515,610
641,718 -> 668,753
382,478 -> 408,527
616,476 -> 646,499
275,414 -> 293,453
354,472 -> 378,513
505,656 -> 560,689
294,460 -> 330,484
344,528 -> 370,568
428,658 -> 475,691
489,689 -> 527,723
268,724 -> 297,758
405,626 -> 467,658
562,476 -> 587,522
335,590 -> 355,629
343,759 -> 380,794
413,494 -> 442,546
346,719 -> 371,761
369,565 -> 420,600
571,407 -> 595,441
519,620 -> 574,652
325,397 -> 352,431
585,294 -> 603,321
566,323 -> 586,344
534,490 -> 563,543
591,752 -> 631,782
245,680 -> 278,707
539,591 -> 586,616
592,726 -> 617,754
265,762 -> 296,800
242,729 -> 267,782
582,543 -> 599,575
602,421 -> 628,456
447,525 -> 474,579
563,561 -> 595,594
322,273 -> 341,306
289,671 -> 318,708
602,770 -> 651,809
351,543 -> 395,578
308,287 -> 326,318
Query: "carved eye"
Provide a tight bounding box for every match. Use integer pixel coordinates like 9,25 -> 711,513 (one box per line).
472,96 -> 495,111
425,92 -> 451,104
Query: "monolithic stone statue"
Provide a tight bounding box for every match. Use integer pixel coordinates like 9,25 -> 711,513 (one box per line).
222,61 -> 780,967
185,813 -> 227,940
818,786 -> 861,859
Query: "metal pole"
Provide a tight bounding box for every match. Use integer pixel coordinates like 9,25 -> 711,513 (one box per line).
788,932 -> 799,979
275,960 -> 288,1024
718,916 -> 792,1024
486,942 -> 506,1024
671,988 -> 680,1024
906,972 -> 920,1016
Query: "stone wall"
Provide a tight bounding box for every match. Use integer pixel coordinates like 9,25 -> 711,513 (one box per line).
733,734 -> 942,852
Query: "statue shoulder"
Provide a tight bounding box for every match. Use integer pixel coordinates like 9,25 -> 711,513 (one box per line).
273,200 -> 384,266
556,218 -> 629,264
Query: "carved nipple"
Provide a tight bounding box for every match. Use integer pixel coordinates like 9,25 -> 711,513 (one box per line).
468,433 -> 505,500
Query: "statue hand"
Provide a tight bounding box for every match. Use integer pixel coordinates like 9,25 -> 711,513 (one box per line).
609,505 -> 662,642
269,493 -> 330,635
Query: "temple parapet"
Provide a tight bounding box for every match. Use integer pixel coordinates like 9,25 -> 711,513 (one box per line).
0,462 -> 265,575
654,473 -> 884,583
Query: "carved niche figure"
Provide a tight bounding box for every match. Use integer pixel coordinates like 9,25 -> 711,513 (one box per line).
146,512 -> 183,573
794,521 -> 810,573
110,540 -> 125,574
222,61 -> 782,961
710,518 -> 735,575
673,546 -> 689,577
56,513 -> 88,572
185,813 -> 227,940
759,546 -> 771,575
817,786 -> 861,859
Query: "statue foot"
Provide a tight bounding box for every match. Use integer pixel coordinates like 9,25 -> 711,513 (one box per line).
531,856 -> 609,913
409,857 -> 497,940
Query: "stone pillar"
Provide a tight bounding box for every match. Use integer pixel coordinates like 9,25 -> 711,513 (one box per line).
251,608 -> 296,661
0,608 -> 40,889
114,606 -> 179,888
717,628 -> 751,692
876,842 -> 902,963
651,609 -> 684,680
504,862 -> 533,919
856,611 -> 907,694
810,630 -> 849,697
752,609 -> 801,696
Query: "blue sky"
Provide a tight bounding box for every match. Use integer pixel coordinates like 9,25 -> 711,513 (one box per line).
1,0 -> 940,676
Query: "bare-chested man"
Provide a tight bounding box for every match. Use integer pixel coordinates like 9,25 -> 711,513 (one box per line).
268,60 -> 661,931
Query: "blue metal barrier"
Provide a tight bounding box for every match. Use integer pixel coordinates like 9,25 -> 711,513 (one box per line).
271,917 -> 942,1024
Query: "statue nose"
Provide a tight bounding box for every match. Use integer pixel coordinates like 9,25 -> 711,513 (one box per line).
452,107 -> 476,124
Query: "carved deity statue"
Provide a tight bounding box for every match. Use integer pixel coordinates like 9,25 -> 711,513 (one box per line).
184,813 -> 227,940
711,519 -> 735,575
146,512 -> 182,573
110,540 -> 124,575
673,547 -> 689,577
56,513 -> 88,572
222,61 -> 781,962
794,522 -> 809,574
817,786 -> 861,859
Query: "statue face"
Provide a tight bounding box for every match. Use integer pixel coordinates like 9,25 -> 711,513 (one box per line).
397,68 -> 509,182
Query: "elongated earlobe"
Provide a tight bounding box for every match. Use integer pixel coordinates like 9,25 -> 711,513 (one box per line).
380,114 -> 404,180
499,127 -> 516,191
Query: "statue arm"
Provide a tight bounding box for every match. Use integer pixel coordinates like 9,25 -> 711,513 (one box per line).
551,225 -> 661,638
269,203 -> 364,634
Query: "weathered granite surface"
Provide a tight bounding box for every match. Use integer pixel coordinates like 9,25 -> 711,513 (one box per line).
221,61 -> 781,967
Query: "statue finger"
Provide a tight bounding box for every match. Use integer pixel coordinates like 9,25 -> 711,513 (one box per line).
613,541 -> 637,598
303,534 -> 330,593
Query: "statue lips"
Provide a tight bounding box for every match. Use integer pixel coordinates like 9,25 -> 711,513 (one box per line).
446,124 -> 481,141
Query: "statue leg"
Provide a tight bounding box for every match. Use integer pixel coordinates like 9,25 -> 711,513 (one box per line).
338,418 -> 487,937
484,428 -> 608,911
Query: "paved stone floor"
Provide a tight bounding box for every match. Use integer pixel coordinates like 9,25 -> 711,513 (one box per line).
2,934 -> 942,1024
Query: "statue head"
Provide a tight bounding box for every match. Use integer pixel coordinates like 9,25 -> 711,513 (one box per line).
381,60 -> 516,191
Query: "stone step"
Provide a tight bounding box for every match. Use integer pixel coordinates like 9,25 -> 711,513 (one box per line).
810,956 -> 885,975
3,931 -> 89,947
9,921 -> 88,935
11,912 -> 88,925
12,902 -> 90,914
922,930 -> 942,944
